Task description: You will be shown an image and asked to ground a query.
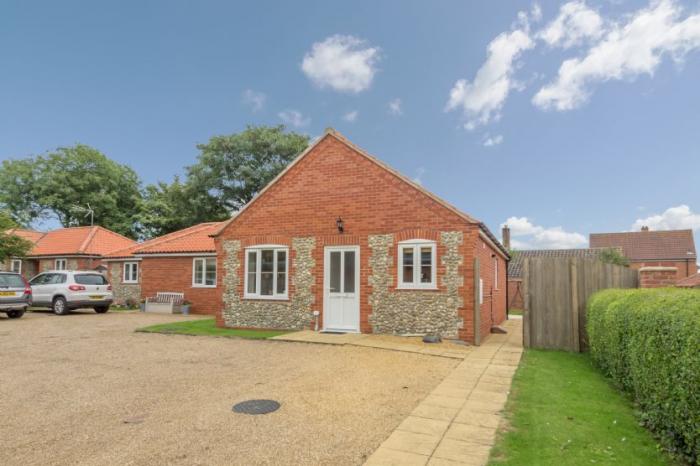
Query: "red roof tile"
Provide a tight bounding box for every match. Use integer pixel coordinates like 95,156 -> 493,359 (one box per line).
589,229 -> 696,261
7,228 -> 46,244
28,226 -> 136,257
105,223 -> 223,258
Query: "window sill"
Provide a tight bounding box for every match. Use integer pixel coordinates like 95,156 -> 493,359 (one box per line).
395,286 -> 439,291
243,296 -> 290,302
122,281 -> 139,285
192,285 -> 217,289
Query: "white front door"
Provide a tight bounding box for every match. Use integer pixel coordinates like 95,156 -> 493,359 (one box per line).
323,246 -> 360,332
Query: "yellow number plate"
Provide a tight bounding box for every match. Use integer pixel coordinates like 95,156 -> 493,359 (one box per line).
89,295 -> 103,300
0,291 -> 15,296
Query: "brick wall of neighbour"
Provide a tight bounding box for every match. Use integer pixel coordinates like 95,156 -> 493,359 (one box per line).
629,260 -> 696,279
215,135 -> 508,343
37,257 -> 103,272
639,266 -> 679,288
475,235 -> 508,339
141,256 -> 218,315
108,262 -> 141,306
1,259 -> 38,280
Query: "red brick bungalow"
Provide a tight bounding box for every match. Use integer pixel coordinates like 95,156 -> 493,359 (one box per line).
211,129 -> 509,344
104,222 -> 223,314
3,226 -> 136,279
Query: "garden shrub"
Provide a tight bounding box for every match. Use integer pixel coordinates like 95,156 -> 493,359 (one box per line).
587,288 -> 700,464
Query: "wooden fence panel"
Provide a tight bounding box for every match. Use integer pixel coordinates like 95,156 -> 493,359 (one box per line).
523,257 -> 638,351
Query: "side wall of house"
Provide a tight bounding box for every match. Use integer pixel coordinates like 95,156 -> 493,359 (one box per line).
108,261 -> 141,305
475,235 -> 508,339
628,260 -> 697,279
141,256 -> 217,315
37,257 -> 103,272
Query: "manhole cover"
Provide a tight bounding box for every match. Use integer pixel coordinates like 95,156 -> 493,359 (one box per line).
232,399 -> 280,415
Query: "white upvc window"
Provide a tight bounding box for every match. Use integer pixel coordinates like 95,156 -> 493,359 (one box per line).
479,278 -> 484,305
494,257 -> 498,289
192,257 -> 217,288
123,262 -> 139,283
11,259 -> 22,274
398,240 -> 437,289
244,246 -> 288,299
55,258 -> 67,270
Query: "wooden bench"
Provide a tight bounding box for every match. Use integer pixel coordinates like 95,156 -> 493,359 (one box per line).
144,292 -> 185,314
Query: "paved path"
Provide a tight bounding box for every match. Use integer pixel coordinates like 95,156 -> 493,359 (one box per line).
272,330 -> 472,359
365,319 -> 523,466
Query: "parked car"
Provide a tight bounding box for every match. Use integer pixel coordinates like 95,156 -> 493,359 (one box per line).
0,272 -> 32,319
29,270 -> 113,315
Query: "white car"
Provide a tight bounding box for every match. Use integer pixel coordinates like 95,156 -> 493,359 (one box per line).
29,270 -> 113,315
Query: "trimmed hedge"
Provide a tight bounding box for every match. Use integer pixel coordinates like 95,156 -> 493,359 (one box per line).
587,288 -> 700,464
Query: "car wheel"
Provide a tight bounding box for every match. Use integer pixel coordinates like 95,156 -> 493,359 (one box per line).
7,310 -> 25,319
52,297 -> 69,315
94,306 -> 109,314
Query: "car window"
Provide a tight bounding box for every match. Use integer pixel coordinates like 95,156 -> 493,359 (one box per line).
74,274 -> 108,285
0,274 -> 25,288
50,274 -> 67,284
30,274 -> 48,285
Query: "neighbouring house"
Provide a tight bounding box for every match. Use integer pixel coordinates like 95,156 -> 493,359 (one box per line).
104,222 -> 224,314
211,129 -> 509,344
590,227 -> 697,283
2,226 -> 136,280
505,242 -> 609,310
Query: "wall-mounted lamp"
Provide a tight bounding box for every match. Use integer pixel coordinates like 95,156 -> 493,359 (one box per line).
336,217 -> 344,233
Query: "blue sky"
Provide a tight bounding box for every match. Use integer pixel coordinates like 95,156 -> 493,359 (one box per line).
1,0 -> 699,248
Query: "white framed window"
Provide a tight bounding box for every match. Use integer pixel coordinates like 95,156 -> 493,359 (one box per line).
398,240 -> 437,289
123,262 -> 139,283
11,259 -> 22,274
494,257 -> 498,289
192,257 -> 217,288
55,258 -> 67,270
244,246 -> 288,299
479,278 -> 484,305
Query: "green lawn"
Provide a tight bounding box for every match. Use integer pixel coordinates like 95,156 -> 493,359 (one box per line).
489,350 -> 675,466
136,318 -> 289,339
508,308 -> 523,316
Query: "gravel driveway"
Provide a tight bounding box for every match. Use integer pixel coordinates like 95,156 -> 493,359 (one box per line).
0,311 -> 455,466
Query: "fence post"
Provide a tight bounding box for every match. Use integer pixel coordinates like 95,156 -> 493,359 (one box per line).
523,259 -> 530,348
570,258 -> 580,352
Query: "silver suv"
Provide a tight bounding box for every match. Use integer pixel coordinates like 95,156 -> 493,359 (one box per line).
0,272 -> 32,318
29,270 -> 113,315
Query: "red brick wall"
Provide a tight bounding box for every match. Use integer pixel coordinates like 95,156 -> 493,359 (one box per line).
214,134 -> 507,343
476,236 -> 508,338
639,267 -> 678,288
141,256 -> 218,315
629,260 -> 696,279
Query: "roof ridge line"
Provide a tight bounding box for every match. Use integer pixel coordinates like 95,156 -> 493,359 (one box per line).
77,226 -> 99,253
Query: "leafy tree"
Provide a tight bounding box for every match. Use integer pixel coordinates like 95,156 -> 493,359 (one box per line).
0,210 -> 32,262
138,176 -> 228,238
0,145 -> 143,238
599,248 -> 629,266
186,125 -> 309,212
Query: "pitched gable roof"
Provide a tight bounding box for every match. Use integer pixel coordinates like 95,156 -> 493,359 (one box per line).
105,222 -> 224,258
28,226 -> 136,257
676,272 -> 700,288
589,229 -> 696,261
211,128 -> 508,257
508,248 -> 611,279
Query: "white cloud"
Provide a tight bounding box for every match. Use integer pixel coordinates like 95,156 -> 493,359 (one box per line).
537,1 -> 605,48
301,35 -> 380,93
412,167 -> 426,185
533,0 -> 700,111
388,98 -> 403,116
632,205 -> 700,231
445,22 -> 534,129
242,89 -> 266,112
343,110 -> 359,122
483,134 -> 504,147
278,110 -> 310,128
502,216 -> 587,249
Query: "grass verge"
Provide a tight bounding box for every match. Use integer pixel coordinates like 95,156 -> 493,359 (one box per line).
508,308 -> 523,316
489,350 -> 675,466
136,318 -> 289,339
